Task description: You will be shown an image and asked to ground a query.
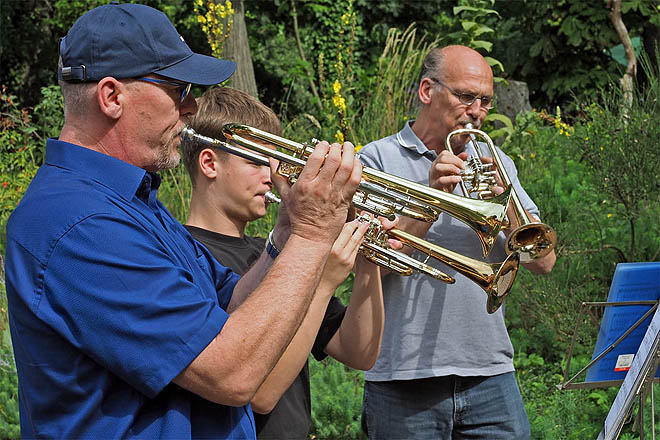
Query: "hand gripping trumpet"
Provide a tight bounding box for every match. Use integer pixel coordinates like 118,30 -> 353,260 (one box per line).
180,125 -> 519,313
446,124 -> 557,262
181,124 -> 511,257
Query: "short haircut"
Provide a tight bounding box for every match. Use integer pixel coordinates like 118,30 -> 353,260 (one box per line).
182,87 -> 282,186
58,57 -> 95,119
420,47 -> 446,82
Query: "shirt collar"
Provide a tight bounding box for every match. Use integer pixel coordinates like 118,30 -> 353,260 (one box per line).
396,120 -> 437,160
396,121 -> 482,159
45,138 -> 152,201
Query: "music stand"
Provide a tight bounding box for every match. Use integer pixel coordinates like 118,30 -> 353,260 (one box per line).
557,262 -> 660,438
597,304 -> 660,440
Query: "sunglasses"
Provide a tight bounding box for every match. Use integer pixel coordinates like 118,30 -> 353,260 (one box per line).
137,77 -> 192,105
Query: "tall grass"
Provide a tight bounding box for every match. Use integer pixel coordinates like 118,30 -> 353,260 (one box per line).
352,25 -> 437,146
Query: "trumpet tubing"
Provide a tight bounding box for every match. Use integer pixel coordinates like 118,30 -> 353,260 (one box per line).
180,126 -> 519,313
264,191 -> 281,205
357,215 -> 454,282
446,125 -> 556,262
387,228 -> 520,314
220,123 -> 511,257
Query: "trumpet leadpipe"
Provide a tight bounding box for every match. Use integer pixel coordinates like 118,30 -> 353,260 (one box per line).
219,123 -> 512,257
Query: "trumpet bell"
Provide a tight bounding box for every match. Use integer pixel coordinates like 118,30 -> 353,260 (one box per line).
484,252 -> 520,314
507,223 -> 557,262
388,228 -> 520,314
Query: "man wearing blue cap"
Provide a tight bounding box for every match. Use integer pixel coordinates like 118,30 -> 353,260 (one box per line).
4,3 -> 362,439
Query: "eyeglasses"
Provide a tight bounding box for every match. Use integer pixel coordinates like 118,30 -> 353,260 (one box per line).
137,77 -> 192,105
429,77 -> 494,110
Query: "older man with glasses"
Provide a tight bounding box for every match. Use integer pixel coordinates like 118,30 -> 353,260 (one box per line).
357,45 -> 556,439
4,3 -> 362,439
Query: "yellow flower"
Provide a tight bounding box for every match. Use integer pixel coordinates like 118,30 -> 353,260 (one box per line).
333,80 -> 341,94
607,213 -> 613,218
354,144 -> 363,152
335,130 -> 344,143
600,146 -> 604,151
197,15 -> 206,23
332,95 -> 346,112
530,153 -> 536,158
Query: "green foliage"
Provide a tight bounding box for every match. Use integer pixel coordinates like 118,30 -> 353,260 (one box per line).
501,56 -> 660,438
0,263 -> 19,439
493,0 -> 657,113
0,341 -> 19,439
1,88 -> 46,251
309,357 -> 365,439
347,25 -> 436,146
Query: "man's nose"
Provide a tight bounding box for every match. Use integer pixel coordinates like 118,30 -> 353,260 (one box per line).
180,93 -> 198,116
262,167 -> 273,186
465,99 -> 483,119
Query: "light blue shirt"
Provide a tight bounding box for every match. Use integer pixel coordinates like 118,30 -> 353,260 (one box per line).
359,122 -> 540,381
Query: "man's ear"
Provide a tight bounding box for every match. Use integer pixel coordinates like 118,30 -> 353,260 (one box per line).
198,148 -> 221,179
97,77 -> 124,120
418,77 -> 434,105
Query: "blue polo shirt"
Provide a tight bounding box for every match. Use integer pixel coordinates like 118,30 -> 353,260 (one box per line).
4,138 -> 255,439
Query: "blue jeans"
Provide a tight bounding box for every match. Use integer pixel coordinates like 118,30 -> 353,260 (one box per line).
361,372 -> 530,440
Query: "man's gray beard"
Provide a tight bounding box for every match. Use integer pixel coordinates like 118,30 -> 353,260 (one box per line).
154,145 -> 181,171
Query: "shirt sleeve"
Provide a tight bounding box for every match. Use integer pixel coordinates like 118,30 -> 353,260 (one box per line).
40,213 -> 235,398
311,296 -> 347,361
356,142 -> 383,170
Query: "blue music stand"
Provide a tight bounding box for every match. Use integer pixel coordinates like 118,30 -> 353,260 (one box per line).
560,262 -> 660,390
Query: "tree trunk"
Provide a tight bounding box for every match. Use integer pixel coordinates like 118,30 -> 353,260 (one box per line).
608,0 -> 637,115
225,0 -> 258,98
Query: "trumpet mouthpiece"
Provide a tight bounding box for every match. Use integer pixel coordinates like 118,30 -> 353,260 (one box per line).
180,126 -> 196,142
265,191 -> 281,205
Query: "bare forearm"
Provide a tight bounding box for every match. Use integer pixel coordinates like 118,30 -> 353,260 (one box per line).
324,258 -> 384,370
173,234 -> 332,406
251,282 -> 335,414
522,249 -> 556,274
227,250 -> 273,312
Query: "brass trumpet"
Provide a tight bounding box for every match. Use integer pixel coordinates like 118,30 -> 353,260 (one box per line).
388,228 -> 520,314
352,214 -> 454,283
358,217 -> 519,313
446,124 -> 556,262
214,123 -> 512,257
180,126 -> 519,313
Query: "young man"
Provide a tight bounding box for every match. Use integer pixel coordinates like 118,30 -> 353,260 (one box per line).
358,45 -> 556,439
4,3 -> 363,438
181,87 -> 385,439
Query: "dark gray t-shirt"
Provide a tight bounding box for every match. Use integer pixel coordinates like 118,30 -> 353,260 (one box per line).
359,122 -> 540,381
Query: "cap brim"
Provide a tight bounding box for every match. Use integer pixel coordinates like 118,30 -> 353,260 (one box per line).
154,53 -> 236,85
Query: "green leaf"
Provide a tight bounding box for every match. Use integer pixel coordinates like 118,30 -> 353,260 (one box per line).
486,113 -> 514,130
461,21 -> 478,31
484,56 -> 503,71
473,24 -> 495,37
472,40 -> 493,51
453,6 -> 480,14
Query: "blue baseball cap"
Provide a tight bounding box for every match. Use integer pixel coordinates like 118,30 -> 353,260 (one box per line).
58,2 -> 236,85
